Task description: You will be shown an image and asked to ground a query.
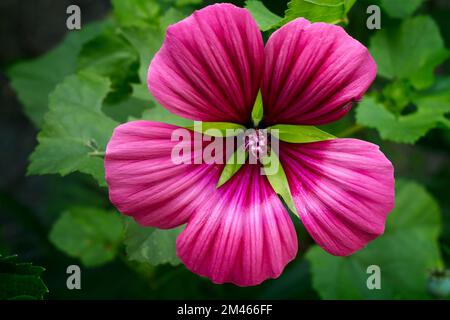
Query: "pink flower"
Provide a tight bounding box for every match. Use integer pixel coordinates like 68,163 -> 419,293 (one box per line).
105,4 -> 394,286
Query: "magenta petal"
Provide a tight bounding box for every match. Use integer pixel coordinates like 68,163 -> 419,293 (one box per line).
280,139 -> 394,256
177,164 -> 298,286
105,121 -> 224,229
147,4 -> 264,124
262,18 -> 377,126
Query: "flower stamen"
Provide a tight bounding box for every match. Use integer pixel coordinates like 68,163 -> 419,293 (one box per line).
245,129 -> 269,160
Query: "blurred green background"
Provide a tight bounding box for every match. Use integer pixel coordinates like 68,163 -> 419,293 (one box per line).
1,0 -> 449,299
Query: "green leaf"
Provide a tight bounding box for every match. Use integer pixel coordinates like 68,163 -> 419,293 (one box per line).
172,0 -> 203,6
188,122 -> 246,137
28,72 -> 118,186
282,0 -> 357,25
77,27 -> 139,90
49,207 -> 124,267
245,0 -> 282,31
356,92 -> 450,144
381,80 -> 412,113
261,151 -> 298,216
129,84 -> 193,126
251,90 -> 264,127
414,76 -> 450,111
7,21 -> 106,127
102,94 -> 150,123
112,0 -> 169,83
160,7 -> 186,31
111,0 -> 161,28
268,124 -> 336,143
131,83 -> 153,101
380,0 -> 424,18
120,26 -> 164,83
139,107 -> 192,127
370,16 -> 450,90
307,180 -> 442,299
217,146 -> 248,188
113,1 -> 190,84
124,219 -> 183,266
0,254 -> 48,300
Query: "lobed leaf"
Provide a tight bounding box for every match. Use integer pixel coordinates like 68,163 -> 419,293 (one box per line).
0,254 -> 48,300
28,72 -> 118,186
77,27 -> 140,90
370,16 -> 450,90
7,21 -> 107,127
356,88 -> 450,143
49,207 -> 124,267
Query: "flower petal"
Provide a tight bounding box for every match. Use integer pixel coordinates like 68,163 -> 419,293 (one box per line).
279,139 -> 394,256
262,18 -> 377,126
177,164 -> 298,286
105,121 -> 225,229
148,4 -> 264,124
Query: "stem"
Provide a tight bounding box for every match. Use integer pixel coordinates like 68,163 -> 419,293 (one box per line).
88,150 -> 106,157
337,124 -> 365,137
85,139 -> 105,157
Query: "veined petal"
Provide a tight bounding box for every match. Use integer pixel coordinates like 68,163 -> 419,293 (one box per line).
262,18 -> 376,126
177,164 -> 298,286
105,121 -> 225,229
279,139 -> 394,256
148,4 -> 264,124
